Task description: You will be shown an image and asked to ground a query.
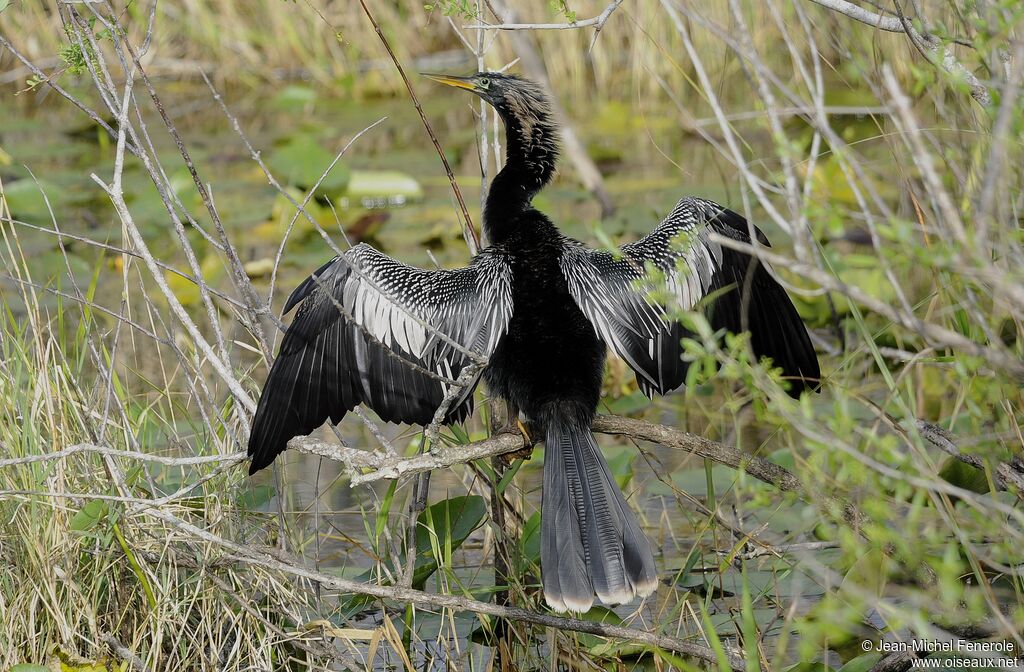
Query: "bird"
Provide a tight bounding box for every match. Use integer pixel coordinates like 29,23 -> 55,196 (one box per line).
247,72 -> 820,613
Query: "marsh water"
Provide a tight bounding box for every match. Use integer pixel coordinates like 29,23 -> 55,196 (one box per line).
2,76 -> 855,667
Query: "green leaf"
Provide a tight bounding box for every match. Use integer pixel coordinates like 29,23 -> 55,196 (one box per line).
70,499 -> 108,533
268,134 -> 350,193
699,601 -> 738,671
740,568 -> 761,672
606,390 -> 650,415
374,480 -> 398,543
837,654 -> 882,672
938,457 -> 991,495
520,511 -> 542,565
842,548 -> 890,597
411,495 -> 486,588
673,547 -> 703,588
10,664 -> 50,672
238,484 -> 275,510
603,445 -> 634,490
496,458 -> 523,493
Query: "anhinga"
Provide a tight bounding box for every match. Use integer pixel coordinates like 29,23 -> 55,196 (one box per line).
248,73 -> 819,613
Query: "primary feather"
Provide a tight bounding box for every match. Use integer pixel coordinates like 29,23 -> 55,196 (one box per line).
247,243 -> 513,474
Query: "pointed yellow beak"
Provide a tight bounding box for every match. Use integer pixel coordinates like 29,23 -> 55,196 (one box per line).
421,73 -> 477,92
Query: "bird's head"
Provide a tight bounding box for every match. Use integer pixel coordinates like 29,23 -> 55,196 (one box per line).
422,72 -> 555,144
424,71 -> 559,201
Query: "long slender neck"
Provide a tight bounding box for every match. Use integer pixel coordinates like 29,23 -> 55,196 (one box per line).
483,99 -> 559,244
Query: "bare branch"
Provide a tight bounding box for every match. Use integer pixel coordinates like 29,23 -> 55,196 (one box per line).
466,0 -> 624,33
805,0 -> 992,105
289,412 -> 814,496
806,0 -> 904,31
139,506 -> 744,669
0,444 -> 243,469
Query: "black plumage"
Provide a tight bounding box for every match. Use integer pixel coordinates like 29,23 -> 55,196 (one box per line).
248,72 -> 820,612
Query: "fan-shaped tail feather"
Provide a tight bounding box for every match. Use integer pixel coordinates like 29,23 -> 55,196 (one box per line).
541,412 -> 657,612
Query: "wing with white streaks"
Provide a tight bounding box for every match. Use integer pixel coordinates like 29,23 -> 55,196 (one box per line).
248,244 -> 513,473
561,196 -> 819,397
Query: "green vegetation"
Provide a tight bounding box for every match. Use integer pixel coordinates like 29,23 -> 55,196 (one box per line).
1,0 -> 1022,670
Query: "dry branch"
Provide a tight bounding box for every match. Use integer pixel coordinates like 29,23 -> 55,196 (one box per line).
467,0 -> 624,33
140,506 -> 744,669
804,0 -> 992,106
288,412 -> 873,529
288,412 -> 805,488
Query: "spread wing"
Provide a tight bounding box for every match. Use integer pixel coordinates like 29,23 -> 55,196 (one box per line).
248,243 -> 513,474
561,196 -> 819,397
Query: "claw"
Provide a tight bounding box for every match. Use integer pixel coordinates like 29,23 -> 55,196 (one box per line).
497,419 -> 535,465
515,419 -> 532,443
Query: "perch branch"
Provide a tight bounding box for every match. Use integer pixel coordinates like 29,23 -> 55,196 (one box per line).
290,412 -> 819,498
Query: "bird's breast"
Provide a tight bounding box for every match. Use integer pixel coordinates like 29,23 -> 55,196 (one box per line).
484,239 -> 606,418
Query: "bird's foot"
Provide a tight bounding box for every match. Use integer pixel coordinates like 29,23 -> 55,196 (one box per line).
497,419 -> 535,465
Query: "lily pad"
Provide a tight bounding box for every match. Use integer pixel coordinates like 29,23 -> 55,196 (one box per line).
268,134 -> 350,194
271,85 -> 318,110
164,253 -> 226,306
340,170 -> 423,207
1,178 -> 70,219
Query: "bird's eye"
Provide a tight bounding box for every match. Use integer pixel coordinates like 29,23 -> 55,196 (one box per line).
478,77 -> 490,89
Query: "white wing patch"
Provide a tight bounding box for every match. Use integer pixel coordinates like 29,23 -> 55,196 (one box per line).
318,244 -> 513,368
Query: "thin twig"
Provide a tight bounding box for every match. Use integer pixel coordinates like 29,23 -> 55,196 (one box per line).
139,506 -> 744,669
356,0 -> 480,254
805,0 -> 991,105
465,0 -> 624,32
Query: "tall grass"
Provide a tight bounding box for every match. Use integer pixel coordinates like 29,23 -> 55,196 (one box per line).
0,215 -> 336,667
1,0 -> 1022,670
1,0 -> 948,101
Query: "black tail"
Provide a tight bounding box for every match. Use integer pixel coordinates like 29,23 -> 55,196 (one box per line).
541,416 -> 658,613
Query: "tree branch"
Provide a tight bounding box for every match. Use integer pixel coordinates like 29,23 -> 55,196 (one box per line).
466,0 -> 624,33
805,0 -> 992,105
916,421 -> 1024,498
140,506 -> 745,669
290,412 -> 813,499
806,0 -> 904,31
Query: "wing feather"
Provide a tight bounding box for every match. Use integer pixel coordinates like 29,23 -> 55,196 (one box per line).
561,196 -> 819,397
249,244 -> 513,474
